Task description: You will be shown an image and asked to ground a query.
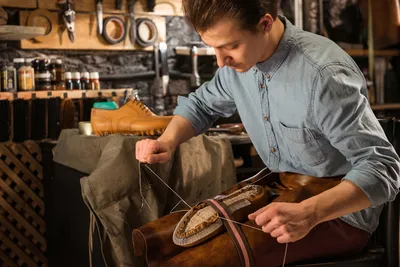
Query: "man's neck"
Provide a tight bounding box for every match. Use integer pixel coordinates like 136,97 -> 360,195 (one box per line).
258,17 -> 285,63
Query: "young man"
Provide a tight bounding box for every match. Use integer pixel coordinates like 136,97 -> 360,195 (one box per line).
136,0 -> 400,264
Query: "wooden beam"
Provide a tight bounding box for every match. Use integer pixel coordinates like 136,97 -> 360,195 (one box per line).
38,0 -> 183,16
0,26 -> 45,41
20,10 -> 166,50
0,0 -> 36,9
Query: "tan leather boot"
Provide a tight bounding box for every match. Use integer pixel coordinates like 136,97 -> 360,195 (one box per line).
90,98 -> 173,136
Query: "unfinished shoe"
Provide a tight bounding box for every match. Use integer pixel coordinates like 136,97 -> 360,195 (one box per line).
172,184 -> 269,247
90,98 -> 173,136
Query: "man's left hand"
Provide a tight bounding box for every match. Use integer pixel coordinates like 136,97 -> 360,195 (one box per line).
248,202 -> 317,243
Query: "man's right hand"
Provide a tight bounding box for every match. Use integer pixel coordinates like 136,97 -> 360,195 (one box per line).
135,139 -> 174,164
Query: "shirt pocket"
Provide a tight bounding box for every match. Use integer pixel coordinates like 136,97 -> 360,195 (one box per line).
279,122 -> 327,166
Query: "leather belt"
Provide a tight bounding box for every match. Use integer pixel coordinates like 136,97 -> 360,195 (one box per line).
205,199 -> 254,267
102,16 -> 127,45
136,18 -> 158,47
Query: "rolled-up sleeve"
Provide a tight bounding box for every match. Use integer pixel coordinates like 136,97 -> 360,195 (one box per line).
313,64 -> 400,207
173,67 -> 237,135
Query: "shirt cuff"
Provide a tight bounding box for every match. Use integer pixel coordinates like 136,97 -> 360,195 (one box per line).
342,163 -> 397,208
173,96 -> 214,135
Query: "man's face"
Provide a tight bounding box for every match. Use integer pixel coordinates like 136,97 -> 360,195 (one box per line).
200,17 -> 268,72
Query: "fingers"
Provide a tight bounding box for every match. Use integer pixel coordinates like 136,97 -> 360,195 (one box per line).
147,151 -> 171,164
135,139 -> 172,164
248,205 -> 269,220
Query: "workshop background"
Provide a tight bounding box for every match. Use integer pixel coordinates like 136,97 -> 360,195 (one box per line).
0,0 -> 400,267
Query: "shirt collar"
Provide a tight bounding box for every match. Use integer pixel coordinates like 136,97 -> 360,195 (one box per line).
254,15 -> 296,79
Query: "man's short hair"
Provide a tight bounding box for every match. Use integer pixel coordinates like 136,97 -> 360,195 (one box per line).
182,0 -> 280,33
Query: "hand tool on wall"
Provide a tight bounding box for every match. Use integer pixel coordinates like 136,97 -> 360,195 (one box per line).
115,0 -> 123,10
191,46 -> 201,89
147,0 -> 156,12
96,0 -> 103,35
128,0 -> 137,45
159,42 -> 169,96
59,0 -> 76,43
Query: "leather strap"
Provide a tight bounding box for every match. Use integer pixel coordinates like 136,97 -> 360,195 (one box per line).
205,199 -> 254,267
136,18 -> 158,47
102,16 -> 127,45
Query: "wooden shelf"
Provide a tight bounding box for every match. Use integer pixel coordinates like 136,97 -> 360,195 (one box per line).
0,26 -> 46,41
345,49 -> 400,57
0,88 -> 134,101
371,103 -> 400,111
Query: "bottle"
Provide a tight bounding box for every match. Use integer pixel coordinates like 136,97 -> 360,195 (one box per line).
49,59 -> 57,90
81,72 -> 90,90
13,58 -> 25,91
55,59 -> 65,90
90,72 -> 100,90
4,62 -> 17,92
65,72 -> 73,90
18,61 -> 35,91
36,58 -> 51,91
72,72 -> 81,90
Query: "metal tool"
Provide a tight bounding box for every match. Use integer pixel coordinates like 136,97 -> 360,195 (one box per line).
147,0 -> 156,12
153,42 -> 161,94
128,0 -> 137,45
58,0 -> 76,43
96,0 -> 103,35
159,42 -> 169,96
115,0 -> 123,10
191,46 -> 201,88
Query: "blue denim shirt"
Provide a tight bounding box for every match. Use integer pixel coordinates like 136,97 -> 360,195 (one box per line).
174,16 -> 400,233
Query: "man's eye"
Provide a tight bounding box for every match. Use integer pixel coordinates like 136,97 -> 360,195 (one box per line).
230,44 -> 239,50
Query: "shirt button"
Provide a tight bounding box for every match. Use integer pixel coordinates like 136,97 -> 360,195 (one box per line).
259,84 -> 264,89
271,147 -> 276,153
263,115 -> 269,121
266,74 -> 271,79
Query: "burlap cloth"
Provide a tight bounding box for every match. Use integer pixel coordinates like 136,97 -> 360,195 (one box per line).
52,129 -> 238,267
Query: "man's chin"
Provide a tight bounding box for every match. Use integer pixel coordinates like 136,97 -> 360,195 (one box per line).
230,65 -> 250,73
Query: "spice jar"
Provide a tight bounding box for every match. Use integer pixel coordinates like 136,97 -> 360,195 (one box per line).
2,62 -> 17,92
65,72 -> 73,90
72,72 -> 81,90
13,58 -> 24,91
18,61 -> 35,91
36,58 -> 51,91
90,72 -> 100,90
81,72 -> 90,90
55,59 -> 65,90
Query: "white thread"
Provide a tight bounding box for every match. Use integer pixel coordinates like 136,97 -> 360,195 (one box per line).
139,162 -> 153,212
282,243 -> 289,267
144,164 -> 192,208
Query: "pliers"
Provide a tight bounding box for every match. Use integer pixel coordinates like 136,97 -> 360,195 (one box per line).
59,0 -> 75,43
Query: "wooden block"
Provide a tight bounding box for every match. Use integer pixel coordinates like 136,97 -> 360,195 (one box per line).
38,0 -> 183,16
0,26 -> 46,41
20,10 -> 166,50
0,0 -> 36,9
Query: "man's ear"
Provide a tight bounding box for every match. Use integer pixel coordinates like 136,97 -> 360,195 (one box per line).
258,14 -> 274,33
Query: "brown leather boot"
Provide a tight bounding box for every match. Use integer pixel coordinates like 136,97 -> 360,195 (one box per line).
90,98 -> 173,136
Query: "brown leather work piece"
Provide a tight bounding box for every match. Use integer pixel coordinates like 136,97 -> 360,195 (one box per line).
132,171 -> 343,267
90,98 -> 173,136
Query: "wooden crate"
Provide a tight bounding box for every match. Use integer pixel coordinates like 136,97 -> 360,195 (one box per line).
0,141 -> 46,267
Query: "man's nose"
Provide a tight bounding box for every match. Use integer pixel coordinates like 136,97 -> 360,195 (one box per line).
215,50 -> 230,68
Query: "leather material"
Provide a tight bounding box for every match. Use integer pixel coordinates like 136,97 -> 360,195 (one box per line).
132,171 -> 342,267
90,98 -> 173,136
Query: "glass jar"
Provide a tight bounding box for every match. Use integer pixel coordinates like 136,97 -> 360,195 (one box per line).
90,72 -> 100,90
13,58 -> 25,91
65,72 -> 73,90
81,72 -> 90,90
72,72 -> 81,90
55,59 -> 65,90
18,61 -> 35,91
